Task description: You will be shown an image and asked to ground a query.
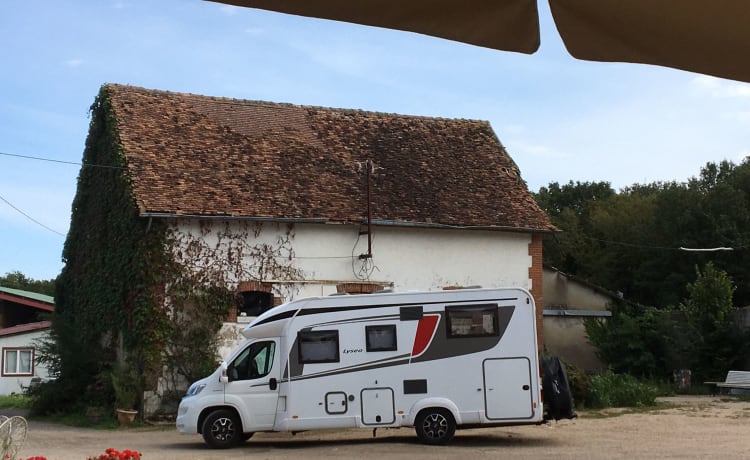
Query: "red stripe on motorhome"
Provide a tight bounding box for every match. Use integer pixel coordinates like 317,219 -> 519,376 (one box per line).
411,314 -> 440,357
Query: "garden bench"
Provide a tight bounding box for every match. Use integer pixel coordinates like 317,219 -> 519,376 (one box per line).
704,370 -> 750,394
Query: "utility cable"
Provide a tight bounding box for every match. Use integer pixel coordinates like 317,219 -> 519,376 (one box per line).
0,151 -> 125,170
0,193 -> 66,237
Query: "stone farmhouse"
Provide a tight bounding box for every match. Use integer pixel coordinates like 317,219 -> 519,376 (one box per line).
59,84 -> 554,408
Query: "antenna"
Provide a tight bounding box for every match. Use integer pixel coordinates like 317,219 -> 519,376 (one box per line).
360,159 -> 374,260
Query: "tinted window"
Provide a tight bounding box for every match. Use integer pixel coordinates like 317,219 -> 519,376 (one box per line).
299,330 -> 339,363
366,324 -> 397,351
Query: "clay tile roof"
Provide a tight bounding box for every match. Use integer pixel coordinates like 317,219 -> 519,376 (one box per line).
103,84 -> 554,232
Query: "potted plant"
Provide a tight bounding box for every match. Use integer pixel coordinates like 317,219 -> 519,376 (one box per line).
111,366 -> 140,426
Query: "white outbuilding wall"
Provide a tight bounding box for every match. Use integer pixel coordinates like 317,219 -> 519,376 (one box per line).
0,329 -> 51,395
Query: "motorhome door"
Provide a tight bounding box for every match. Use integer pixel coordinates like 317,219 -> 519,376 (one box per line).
483,357 -> 535,420
224,338 -> 281,430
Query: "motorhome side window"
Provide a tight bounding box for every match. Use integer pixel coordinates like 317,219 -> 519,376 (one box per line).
446,304 -> 499,338
298,330 -> 340,363
366,324 -> 397,351
228,341 -> 275,381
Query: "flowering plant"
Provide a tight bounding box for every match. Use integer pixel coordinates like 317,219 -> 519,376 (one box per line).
87,448 -> 141,460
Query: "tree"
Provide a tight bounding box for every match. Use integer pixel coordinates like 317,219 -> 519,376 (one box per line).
0,271 -> 56,296
585,300 -> 674,379
679,263 -> 747,382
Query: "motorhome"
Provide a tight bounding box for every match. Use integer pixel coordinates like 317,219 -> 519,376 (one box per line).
176,287 -> 544,447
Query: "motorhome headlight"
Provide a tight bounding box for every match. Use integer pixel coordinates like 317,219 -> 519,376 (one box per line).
186,382 -> 206,397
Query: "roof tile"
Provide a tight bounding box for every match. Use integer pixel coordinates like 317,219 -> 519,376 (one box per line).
103,84 -> 554,231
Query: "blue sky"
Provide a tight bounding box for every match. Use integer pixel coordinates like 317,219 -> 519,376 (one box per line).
2,1 -> 749,281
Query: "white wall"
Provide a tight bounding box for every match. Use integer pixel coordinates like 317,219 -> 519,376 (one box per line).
175,220 -> 534,360
176,220 -> 532,298
0,330 -> 50,395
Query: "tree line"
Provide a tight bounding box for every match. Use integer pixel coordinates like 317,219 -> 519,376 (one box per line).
535,159 -> 750,308
535,159 -> 750,381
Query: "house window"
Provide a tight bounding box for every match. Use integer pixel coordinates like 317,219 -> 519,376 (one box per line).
239,291 -> 274,318
446,305 -> 499,338
298,330 -> 339,364
3,348 -> 33,376
366,325 -> 397,352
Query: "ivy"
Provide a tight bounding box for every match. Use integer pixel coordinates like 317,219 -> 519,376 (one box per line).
35,85 -> 304,415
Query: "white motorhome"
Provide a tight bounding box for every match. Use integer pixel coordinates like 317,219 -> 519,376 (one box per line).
176,287 -> 544,447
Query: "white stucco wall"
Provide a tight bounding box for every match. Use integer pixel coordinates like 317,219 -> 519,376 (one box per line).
175,220 -> 534,359
0,330 -> 50,395
176,220 -> 532,298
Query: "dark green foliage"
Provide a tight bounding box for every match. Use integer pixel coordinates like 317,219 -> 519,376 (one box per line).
0,271 -> 56,296
561,362 -> 591,408
585,300 -> 674,379
586,263 -> 749,385
34,86 -> 232,415
678,263 -> 749,383
536,160 -> 750,308
587,370 -> 659,408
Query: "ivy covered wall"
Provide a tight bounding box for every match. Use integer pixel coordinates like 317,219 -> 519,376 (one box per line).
37,87 -> 229,414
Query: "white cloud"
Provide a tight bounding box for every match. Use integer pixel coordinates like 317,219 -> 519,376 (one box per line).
64,58 -> 84,68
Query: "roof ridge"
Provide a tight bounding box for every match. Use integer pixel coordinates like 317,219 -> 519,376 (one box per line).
104,83 -> 490,124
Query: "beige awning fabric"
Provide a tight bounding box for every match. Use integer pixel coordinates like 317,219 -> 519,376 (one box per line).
210,0 -> 750,83
550,0 -> 750,84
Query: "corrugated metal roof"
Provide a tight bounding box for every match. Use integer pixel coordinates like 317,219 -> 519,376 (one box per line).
0,287 -> 54,306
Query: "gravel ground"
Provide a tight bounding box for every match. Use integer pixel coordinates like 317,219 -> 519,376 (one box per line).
10,396 -> 750,459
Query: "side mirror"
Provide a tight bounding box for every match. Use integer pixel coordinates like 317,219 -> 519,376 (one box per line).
269,378 -> 278,391
219,361 -> 229,384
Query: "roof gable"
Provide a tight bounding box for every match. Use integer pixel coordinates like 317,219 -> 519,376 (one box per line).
102,84 -> 554,231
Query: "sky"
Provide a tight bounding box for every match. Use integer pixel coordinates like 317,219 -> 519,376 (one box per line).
1,1 -> 749,281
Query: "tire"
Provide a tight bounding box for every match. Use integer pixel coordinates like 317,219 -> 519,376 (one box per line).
414,408 -> 456,445
201,409 -> 242,449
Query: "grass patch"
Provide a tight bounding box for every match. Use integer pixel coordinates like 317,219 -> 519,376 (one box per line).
587,371 -> 660,409
0,394 -> 32,409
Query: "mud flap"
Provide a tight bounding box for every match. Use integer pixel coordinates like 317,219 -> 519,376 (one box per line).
542,357 -> 577,421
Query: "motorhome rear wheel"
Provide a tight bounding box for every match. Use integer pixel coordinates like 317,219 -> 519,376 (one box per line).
415,408 -> 456,445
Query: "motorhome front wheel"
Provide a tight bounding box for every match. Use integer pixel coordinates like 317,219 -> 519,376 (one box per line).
202,409 -> 242,449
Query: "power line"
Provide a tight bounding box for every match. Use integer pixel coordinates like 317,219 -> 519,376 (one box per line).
0,151 -> 125,170
0,194 -> 66,237
587,235 -> 744,252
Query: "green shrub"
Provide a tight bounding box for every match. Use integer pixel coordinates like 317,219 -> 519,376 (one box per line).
588,370 -> 659,408
563,362 -> 592,408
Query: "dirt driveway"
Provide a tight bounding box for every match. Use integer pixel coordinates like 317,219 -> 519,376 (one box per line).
14,396 -> 750,459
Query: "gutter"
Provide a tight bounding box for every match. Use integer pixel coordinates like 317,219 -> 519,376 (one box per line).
139,213 -> 555,233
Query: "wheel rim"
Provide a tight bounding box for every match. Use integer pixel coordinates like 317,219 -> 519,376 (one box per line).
210,416 -> 236,442
421,413 -> 449,440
